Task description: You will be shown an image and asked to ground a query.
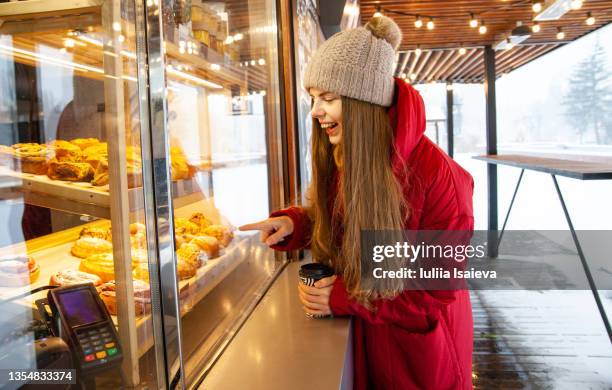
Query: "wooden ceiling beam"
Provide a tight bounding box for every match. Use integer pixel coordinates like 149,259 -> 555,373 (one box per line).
419,50 -> 444,83
412,50 -> 432,82
428,50 -> 457,81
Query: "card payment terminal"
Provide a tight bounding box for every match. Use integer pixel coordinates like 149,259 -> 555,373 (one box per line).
38,283 -> 122,374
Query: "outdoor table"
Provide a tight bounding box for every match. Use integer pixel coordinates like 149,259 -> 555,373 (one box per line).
474,154 -> 612,343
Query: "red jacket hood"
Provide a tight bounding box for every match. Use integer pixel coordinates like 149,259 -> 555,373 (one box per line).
388,78 -> 427,171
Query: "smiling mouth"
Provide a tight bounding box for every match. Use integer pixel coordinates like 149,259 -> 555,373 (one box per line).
320,122 -> 339,135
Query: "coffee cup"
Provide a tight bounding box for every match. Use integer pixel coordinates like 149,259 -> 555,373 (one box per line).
299,262 -> 334,318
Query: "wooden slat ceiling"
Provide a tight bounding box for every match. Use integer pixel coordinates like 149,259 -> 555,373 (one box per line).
361,0 -> 612,83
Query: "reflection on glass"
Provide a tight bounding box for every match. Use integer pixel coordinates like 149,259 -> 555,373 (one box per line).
159,0 -> 285,385
0,1 -> 159,388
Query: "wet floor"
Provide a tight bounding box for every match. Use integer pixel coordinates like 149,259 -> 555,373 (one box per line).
471,290 -> 612,389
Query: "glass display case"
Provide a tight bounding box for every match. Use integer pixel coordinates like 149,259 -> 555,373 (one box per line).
0,0 -> 287,388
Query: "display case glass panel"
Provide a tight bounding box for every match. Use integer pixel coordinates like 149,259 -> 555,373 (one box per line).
154,0 -> 286,386
0,1 -> 162,388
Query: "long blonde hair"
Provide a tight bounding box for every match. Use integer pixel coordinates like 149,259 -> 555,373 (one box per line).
308,96 -> 409,304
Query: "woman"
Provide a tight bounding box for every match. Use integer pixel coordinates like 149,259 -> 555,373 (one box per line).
241,15 -> 474,390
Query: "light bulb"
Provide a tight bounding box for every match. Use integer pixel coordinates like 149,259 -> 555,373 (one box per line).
414,16 -> 423,28
479,22 -> 487,34
570,0 -> 583,10
427,19 -> 435,30
532,23 -> 541,33
469,14 -> 478,28
415,47 -> 422,56
586,13 -> 595,26
556,28 -> 565,40
532,1 -> 542,12
459,47 -> 467,55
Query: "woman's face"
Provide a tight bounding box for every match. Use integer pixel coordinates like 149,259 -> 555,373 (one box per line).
309,88 -> 342,145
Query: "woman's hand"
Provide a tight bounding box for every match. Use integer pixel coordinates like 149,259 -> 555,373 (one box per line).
298,275 -> 337,317
239,216 -> 294,247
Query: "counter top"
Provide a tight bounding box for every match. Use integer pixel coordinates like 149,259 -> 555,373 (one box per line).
200,261 -> 353,390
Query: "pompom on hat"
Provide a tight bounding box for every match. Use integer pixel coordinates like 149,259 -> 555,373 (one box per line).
303,15 -> 402,107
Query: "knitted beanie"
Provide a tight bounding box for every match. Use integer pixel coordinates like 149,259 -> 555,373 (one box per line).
303,15 -> 402,107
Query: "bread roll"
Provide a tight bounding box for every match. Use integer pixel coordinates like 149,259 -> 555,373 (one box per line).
202,225 -> 233,247
71,237 -> 113,259
79,253 -> 115,282
190,235 -> 219,258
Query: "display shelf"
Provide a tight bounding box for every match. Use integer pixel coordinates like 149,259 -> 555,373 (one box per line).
0,207 -> 252,359
0,166 -> 207,218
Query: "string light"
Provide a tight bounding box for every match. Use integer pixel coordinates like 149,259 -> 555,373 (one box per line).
556,27 -> 565,40
414,15 -> 423,28
469,13 -> 478,28
532,1 -> 542,12
532,22 -> 541,33
373,7 -> 383,18
410,73 -> 417,81
415,46 -> 422,56
570,0 -> 583,10
479,21 -> 487,34
427,18 -> 435,30
459,46 -> 466,55
586,12 -> 595,26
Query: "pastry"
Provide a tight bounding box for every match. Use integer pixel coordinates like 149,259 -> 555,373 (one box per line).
47,140 -> 82,162
79,226 -> 112,241
71,236 -> 113,259
79,253 -> 115,282
97,279 -> 151,316
202,225 -> 233,247
70,138 -> 100,150
176,242 -> 203,268
47,160 -> 94,182
0,255 -> 39,286
176,258 -> 197,280
83,142 -> 108,169
131,248 -> 148,263
132,262 -> 150,281
174,218 -> 200,235
131,231 -> 146,249
169,146 -> 195,180
50,269 -> 102,287
174,234 -> 191,248
83,142 -> 108,159
190,235 -> 220,258
130,222 -> 146,235
189,212 -> 212,231
91,158 -> 109,186
12,144 -> 50,174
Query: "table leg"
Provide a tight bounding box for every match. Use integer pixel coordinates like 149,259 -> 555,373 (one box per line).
551,174 -> 612,344
496,169 -> 525,254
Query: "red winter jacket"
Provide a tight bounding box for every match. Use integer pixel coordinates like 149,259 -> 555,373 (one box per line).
271,78 -> 474,390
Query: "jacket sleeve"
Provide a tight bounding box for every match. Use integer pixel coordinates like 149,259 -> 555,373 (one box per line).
329,159 -> 475,330
268,206 -> 312,251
